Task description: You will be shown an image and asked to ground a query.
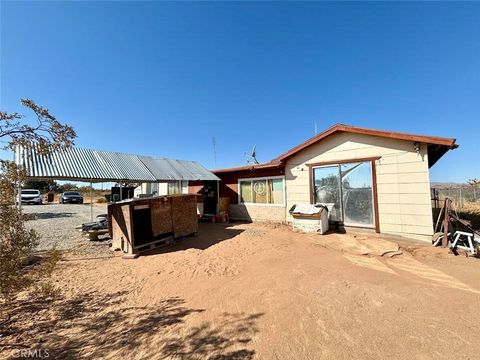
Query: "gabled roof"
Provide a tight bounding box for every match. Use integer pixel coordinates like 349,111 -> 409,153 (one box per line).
212,124 -> 458,174
273,124 -> 458,167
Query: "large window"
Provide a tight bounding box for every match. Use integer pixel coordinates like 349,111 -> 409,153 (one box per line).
239,177 -> 284,205
167,181 -> 189,195
313,161 -> 374,227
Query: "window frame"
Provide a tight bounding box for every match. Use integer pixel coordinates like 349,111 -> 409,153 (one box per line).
308,157 -> 381,233
167,181 -> 181,195
238,175 -> 286,207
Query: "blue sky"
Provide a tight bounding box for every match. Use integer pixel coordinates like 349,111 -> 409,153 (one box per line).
1,1 -> 479,182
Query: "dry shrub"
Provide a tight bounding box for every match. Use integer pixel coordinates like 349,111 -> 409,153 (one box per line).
0,205 -> 39,301
461,202 -> 480,213
30,282 -> 60,299
0,99 -> 75,303
458,202 -> 480,230
96,197 -> 107,203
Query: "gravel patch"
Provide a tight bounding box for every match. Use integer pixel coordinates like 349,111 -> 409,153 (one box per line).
22,203 -> 112,255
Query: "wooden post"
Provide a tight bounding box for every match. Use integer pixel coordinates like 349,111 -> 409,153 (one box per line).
90,180 -> 93,222
442,198 -> 450,248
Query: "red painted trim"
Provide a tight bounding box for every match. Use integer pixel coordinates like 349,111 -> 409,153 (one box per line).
273,123 -> 457,162
213,162 -> 284,174
344,224 -> 376,230
371,160 -> 380,233
309,164 -> 314,204
307,156 -> 382,168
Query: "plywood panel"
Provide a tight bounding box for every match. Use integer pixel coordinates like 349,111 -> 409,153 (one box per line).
150,196 -> 172,236
219,197 -> 230,213
171,195 -> 198,238
108,203 -> 133,253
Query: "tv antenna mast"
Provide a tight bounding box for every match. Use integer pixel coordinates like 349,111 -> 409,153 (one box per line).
245,144 -> 259,164
212,137 -> 217,168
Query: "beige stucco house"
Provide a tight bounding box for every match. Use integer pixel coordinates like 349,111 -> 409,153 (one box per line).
212,124 -> 457,241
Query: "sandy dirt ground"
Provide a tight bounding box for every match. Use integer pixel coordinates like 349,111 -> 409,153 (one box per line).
2,222 -> 480,360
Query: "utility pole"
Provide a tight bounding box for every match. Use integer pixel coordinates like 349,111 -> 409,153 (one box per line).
212,137 -> 217,168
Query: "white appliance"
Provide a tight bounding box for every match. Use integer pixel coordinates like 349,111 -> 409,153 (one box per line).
289,204 -> 329,234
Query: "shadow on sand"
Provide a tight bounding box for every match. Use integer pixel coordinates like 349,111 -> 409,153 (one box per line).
143,223 -> 245,256
29,212 -> 75,220
1,291 -> 263,359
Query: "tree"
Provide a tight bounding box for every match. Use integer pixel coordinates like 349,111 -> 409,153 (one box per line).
58,182 -> 79,192
0,99 -> 76,302
467,179 -> 479,202
467,178 -> 479,186
22,180 -> 58,192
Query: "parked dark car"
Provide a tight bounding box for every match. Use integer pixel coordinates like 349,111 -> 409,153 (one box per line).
60,191 -> 84,204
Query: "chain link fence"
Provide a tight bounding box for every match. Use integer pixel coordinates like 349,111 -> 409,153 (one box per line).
431,186 -> 480,210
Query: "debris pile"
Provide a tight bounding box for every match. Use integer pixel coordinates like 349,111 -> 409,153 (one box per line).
432,198 -> 480,257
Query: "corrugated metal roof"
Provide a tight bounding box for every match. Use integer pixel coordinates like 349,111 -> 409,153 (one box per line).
18,146 -> 219,182
138,156 -> 219,181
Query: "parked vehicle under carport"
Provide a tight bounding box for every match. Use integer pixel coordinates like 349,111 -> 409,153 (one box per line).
20,189 -> 43,205
60,191 -> 84,204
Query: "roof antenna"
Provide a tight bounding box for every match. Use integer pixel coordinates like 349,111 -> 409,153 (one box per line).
245,144 -> 259,164
212,137 -> 217,168
315,120 -> 318,135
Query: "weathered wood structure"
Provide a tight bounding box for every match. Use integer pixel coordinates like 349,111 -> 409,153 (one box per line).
108,194 -> 198,255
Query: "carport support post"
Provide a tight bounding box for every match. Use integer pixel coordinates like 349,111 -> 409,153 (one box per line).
90,180 -> 93,222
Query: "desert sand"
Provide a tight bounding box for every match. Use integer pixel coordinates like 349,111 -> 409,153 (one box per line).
2,222 -> 480,359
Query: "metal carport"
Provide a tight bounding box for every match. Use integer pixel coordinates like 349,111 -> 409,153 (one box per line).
15,146 -> 219,220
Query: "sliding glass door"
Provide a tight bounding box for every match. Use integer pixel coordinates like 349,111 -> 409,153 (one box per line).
313,161 -> 374,227
312,166 -> 342,221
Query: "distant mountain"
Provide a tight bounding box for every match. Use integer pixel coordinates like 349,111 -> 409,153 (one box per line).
431,182 -> 466,188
